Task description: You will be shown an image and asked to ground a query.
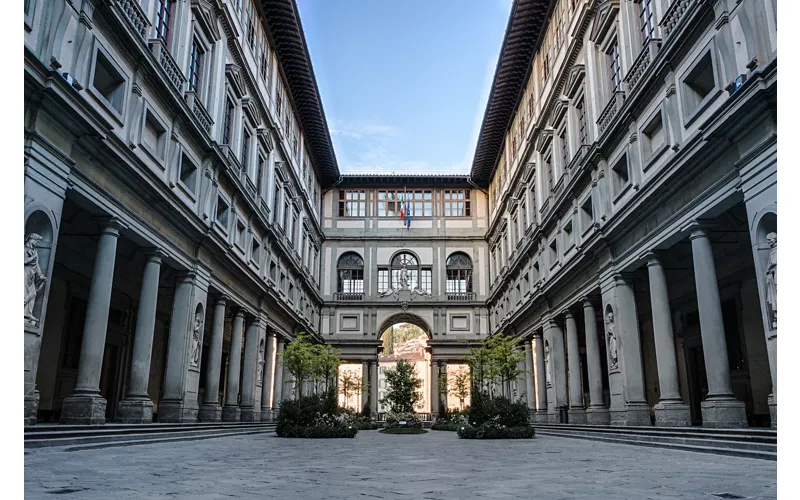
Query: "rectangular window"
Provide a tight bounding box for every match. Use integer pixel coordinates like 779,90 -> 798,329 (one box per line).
256,155 -> 265,195
222,98 -> 234,145
235,219 -> 246,248
377,190 -> 432,217
251,237 -> 261,265
545,154 -> 553,191
260,48 -> 270,83
188,38 -> 203,93
640,0 -> 656,44
241,128 -> 250,164
611,153 -> 630,197
338,190 -> 366,217
378,269 -> 389,293
420,269 -> 432,293
520,202 -> 527,230
577,98 -> 588,145
272,184 -> 282,222
155,0 -> 173,44
580,196 -> 593,231
179,153 -> 198,193
215,196 -> 229,228
283,201 -> 290,231
608,38 -> 622,93
92,50 -> 126,113
142,110 -> 166,159
560,128 -> 569,169
443,190 -> 471,217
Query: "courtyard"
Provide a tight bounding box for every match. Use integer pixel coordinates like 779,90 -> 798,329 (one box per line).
24,431 -> 776,499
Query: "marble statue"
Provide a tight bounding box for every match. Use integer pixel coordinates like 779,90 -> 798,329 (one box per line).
257,339 -> 265,384
399,263 -> 411,290
765,232 -> 777,329
606,310 -> 618,368
190,311 -> 203,367
544,341 -> 552,386
24,233 -> 47,323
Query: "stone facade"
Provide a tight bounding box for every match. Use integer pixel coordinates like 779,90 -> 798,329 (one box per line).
24,0 -> 777,431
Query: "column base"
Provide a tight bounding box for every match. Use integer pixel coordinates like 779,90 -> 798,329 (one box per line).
240,407 -> 260,422
60,394 -> 107,425
158,399 -> 198,423
198,403 -> 222,422
654,401 -> 691,427
701,398 -> 747,429
260,408 -> 273,422
568,407 -> 587,424
24,390 -> 40,426
546,411 -> 557,424
116,398 -> 154,424
609,408 -> 627,426
222,405 -> 241,422
624,403 -> 651,426
585,406 -> 610,425
768,394 -> 776,429
534,410 -> 549,424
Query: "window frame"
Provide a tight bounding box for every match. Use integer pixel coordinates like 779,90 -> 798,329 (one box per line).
443,189 -> 471,218
338,190 -> 366,217
88,43 -> 129,124
445,253 -> 473,295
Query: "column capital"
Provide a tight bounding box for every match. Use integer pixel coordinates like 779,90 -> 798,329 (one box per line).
642,250 -> 662,265
682,219 -> 715,238
233,308 -> 247,319
581,297 -> 596,308
213,293 -> 231,306
142,248 -> 167,262
612,272 -> 636,285
563,309 -> 574,319
93,216 -> 126,235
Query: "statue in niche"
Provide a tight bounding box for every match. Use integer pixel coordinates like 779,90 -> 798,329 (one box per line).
765,232 -> 777,329
256,339 -> 265,384
544,342 -> 552,387
606,309 -> 619,369
190,311 -> 203,367
399,263 -> 411,290
24,233 -> 47,324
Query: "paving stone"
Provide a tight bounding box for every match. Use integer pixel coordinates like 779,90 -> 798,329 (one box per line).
24,430 -> 776,499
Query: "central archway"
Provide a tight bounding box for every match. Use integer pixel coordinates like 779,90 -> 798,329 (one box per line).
378,313 -> 432,339
377,319 -> 431,418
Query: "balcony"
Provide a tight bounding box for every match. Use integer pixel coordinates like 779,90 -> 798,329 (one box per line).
184,91 -> 213,134
447,292 -> 475,301
335,292 -> 363,301
567,144 -> 591,175
244,174 -> 257,199
660,0 -> 696,40
221,145 -> 242,177
553,173 -> 568,199
624,38 -> 662,92
597,91 -> 625,136
148,39 -> 186,92
114,0 -> 150,42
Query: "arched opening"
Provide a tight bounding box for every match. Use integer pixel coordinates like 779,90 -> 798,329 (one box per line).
336,252 -> 364,300
378,322 -> 431,416
445,252 -> 473,300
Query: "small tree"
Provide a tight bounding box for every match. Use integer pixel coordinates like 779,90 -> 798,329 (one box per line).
338,369 -> 363,410
380,359 -> 422,414
449,368 -> 471,410
281,333 -> 341,399
462,333 -> 525,399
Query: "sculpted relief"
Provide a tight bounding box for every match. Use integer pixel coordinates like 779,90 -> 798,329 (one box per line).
190,311 -> 203,367
605,309 -> 619,369
24,233 -> 47,324
765,232 -> 777,329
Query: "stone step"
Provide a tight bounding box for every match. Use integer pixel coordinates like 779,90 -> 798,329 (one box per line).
535,424 -> 776,444
25,424 -> 276,449
26,428 -> 274,453
534,429 -> 776,461
25,421 -> 272,440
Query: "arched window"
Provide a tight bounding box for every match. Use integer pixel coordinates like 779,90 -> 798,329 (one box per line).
391,252 -> 419,291
337,252 -> 364,299
446,253 -> 473,299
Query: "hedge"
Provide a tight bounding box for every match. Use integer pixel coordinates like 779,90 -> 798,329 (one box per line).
457,425 -> 535,439
276,424 -> 358,438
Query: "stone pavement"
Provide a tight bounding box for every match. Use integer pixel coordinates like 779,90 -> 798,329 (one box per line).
24,429 -> 776,499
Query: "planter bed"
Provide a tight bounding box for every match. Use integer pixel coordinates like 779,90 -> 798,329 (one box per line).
457,425 -> 535,439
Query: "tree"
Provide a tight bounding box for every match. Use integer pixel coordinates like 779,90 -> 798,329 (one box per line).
449,368 -> 471,410
380,359 -> 422,414
281,333 -> 341,399
338,369 -> 363,410
462,333 -> 525,399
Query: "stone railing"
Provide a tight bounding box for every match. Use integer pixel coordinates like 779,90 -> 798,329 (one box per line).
447,292 -> 475,301
597,91 -> 626,136
553,172 -> 568,199
624,38 -> 662,92
260,199 -> 271,220
148,39 -> 186,92
184,91 -> 213,134
334,292 -> 363,301
220,145 -> 242,176
567,144 -> 590,174
114,0 -> 150,41
660,0 -> 695,39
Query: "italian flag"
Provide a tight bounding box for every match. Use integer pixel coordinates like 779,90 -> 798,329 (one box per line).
399,194 -> 405,219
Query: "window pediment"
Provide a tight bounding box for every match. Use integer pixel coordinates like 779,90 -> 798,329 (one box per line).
242,95 -> 261,125
225,63 -> 247,99
536,128 -> 554,153
191,0 -> 221,42
565,64 -> 586,99
589,0 -> 620,44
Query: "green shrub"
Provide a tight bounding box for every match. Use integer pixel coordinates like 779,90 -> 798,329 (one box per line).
466,392 -> 529,428
431,408 -> 469,431
430,421 -> 461,431
380,428 -> 428,435
457,424 -> 534,439
278,424 -> 358,438
384,411 -> 423,429
276,391 -> 359,438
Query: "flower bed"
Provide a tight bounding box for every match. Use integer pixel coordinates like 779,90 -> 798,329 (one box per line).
384,411 -> 423,429
276,393 -> 359,438
457,424 -> 534,439
379,427 -> 428,435
431,409 -> 468,431
278,424 -> 358,438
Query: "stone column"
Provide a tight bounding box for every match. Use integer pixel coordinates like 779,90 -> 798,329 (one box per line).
61,219 -> 122,425
270,339 -> 285,422
548,320 -> 569,421
240,317 -> 263,421
370,360 -> 379,417
533,333 -> 548,423
565,311 -> 586,424
260,332 -> 277,421
283,356 -> 294,400
646,252 -> 691,426
430,360 -> 440,417
158,269 -> 210,423
199,297 -> 227,421
583,299 -> 610,424
689,224 -> 747,428
222,310 -> 245,421
438,360 -> 447,412
613,273 -> 651,426
524,339 -> 536,417
118,250 -> 163,423
361,360 -> 370,412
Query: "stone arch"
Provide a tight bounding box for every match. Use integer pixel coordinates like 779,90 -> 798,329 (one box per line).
378,312 -> 432,339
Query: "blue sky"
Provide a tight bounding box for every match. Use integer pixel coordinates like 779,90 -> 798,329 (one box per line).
295,0 -> 512,174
